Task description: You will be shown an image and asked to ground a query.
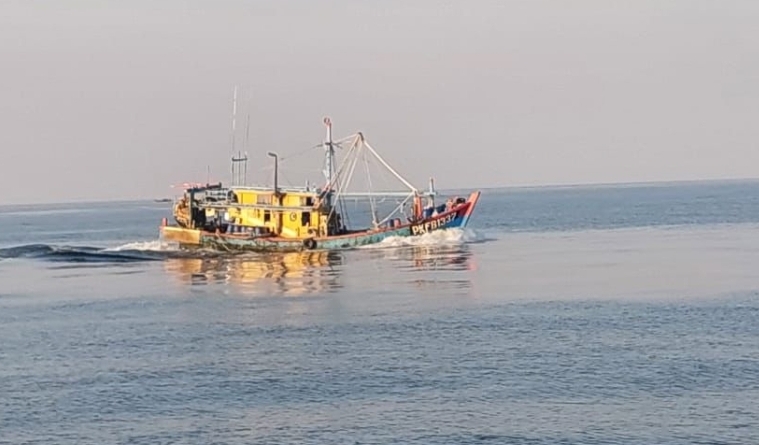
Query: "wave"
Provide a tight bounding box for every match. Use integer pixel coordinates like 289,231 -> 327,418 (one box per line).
0,239 -> 279,264
0,243 -> 171,263
0,238 -> 201,263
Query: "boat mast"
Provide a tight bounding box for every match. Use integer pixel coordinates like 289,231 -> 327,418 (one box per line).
322,117 -> 335,206
230,86 -> 237,185
229,86 -> 249,186
243,113 -> 250,185
267,151 -> 279,194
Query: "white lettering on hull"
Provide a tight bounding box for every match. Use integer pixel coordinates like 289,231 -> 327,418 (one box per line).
410,212 -> 457,236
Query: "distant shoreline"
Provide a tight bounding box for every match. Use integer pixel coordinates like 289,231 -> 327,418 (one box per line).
474,177 -> 759,192
2,176 -> 759,208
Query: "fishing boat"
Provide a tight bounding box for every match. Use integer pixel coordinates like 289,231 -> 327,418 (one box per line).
159,116 -> 480,252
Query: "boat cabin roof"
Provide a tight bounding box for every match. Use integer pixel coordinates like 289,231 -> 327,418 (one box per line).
184,183 -> 322,196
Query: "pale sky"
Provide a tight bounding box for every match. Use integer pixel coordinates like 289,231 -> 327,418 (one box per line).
1,0 -> 758,205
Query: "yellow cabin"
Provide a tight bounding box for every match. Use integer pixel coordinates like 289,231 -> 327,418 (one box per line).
173,184 -> 342,240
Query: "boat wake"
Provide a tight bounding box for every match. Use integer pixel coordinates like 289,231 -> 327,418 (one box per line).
102,240 -> 177,253
359,228 -> 485,249
0,229 -> 489,264
0,240 -> 196,263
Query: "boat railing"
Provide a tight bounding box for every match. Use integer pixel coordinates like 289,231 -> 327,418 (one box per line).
205,189 -> 230,201
198,202 -> 323,213
229,185 -> 318,193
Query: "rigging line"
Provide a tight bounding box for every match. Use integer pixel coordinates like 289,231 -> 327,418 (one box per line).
363,140 -> 418,192
378,192 -> 415,226
323,140 -> 347,190
278,134 -> 355,162
330,141 -> 357,205
378,194 -> 410,225
324,133 -> 360,147
341,142 -> 362,196
362,145 -> 378,226
279,145 -> 319,162
328,139 -> 362,223
325,135 -> 361,191
279,168 -> 295,187
338,142 -> 363,226
334,134 -> 361,178
341,141 -> 365,226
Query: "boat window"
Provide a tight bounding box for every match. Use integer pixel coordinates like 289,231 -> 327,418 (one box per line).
264,210 -> 271,222
257,195 -> 270,204
305,197 -> 314,206
301,211 -> 310,226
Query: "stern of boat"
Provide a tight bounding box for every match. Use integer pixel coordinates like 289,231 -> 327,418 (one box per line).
159,220 -> 202,246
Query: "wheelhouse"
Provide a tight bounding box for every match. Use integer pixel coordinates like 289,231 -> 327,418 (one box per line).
172,185 -> 346,239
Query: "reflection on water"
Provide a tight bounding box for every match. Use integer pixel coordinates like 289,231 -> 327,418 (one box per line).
361,243 -> 478,294
163,242 -> 478,297
371,244 -> 477,272
389,244 -> 476,292
164,250 -> 345,297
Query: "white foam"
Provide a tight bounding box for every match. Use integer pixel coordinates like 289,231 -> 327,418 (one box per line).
102,229 -> 483,253
103,240 -> 178,252
360,228 -> 482,249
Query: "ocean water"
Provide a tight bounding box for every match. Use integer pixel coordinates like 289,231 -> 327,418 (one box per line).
1,180 -> 759,444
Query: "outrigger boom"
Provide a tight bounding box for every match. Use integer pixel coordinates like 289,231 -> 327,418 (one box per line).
159,114 -> 480,252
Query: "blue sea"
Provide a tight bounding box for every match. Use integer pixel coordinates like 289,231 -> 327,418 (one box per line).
2,180 -> 759,444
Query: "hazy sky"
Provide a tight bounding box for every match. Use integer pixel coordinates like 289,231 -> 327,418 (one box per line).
2,0 -> 758,205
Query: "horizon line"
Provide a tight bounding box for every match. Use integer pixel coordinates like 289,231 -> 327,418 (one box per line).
2,176 -> 759,208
